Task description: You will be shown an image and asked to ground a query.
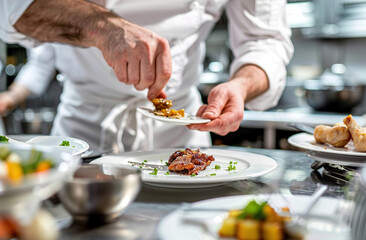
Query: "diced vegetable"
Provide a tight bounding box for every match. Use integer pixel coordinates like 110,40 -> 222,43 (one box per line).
218,217 -> 237,237
6,162 -> 23,182
0,147 -> 10,160
237,219 -> 260,240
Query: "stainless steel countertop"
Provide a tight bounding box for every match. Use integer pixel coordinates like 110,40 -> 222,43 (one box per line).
51,147 -> 351,240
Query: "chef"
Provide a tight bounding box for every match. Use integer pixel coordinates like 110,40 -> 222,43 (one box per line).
0,0 -> 293,152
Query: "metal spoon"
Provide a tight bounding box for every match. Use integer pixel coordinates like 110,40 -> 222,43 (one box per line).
286,183 -> 329,237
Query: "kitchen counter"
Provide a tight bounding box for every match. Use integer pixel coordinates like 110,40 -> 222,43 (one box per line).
50,147 -> 353,240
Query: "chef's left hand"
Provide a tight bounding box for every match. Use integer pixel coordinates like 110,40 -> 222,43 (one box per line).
187,81 -> 244,136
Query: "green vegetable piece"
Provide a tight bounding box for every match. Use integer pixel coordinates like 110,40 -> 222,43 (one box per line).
60,141 -> 70,146
227,165 -> 236,171
164,171 -> 170,175
0,146 -> 10,160
214,165 -> 221,169
210,173 -> 216,176
23,149 -> 43,174
237,200 -> 267,220
0,135 -> 9,143
165,162 -> 169,166
191,173 -> 196,177
149,168 -> 158,175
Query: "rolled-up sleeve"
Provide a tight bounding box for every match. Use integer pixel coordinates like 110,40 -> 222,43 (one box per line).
226,0 -> 294,110
0,0 -> 38,47
15,44 -> 56,96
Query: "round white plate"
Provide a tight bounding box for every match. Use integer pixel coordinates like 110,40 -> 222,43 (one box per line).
90,148 -> 277,188
306,151 -> 366,167
288,133 -> 366,157
157,195 -> 350,240
26,136 -> 89,157
137,107 -> 210,125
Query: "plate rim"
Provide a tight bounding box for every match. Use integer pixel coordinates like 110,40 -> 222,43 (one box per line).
137,106 -> 211,125
90,148 -> 277,187
26,135 -> 89,156
288,132 -> 366,157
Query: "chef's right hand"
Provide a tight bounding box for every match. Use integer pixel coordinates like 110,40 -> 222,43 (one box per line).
97,19 -> 172,100
0,92 -> 17,116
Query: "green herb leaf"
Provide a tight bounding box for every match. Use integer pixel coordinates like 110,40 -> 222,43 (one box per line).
210,173 -> 216,176
59,141 -> 70,146
227,164 -> 236,171
164,171 -> 170,175
214,165 -> 221,169
237,200 -> 267,220
149,168 -> 158,175
191,173 -> 196,177
0,135 -> 9,143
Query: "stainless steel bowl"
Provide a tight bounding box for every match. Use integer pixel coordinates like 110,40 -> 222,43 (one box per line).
58,164 -> 141,222
351,168 -> 366,240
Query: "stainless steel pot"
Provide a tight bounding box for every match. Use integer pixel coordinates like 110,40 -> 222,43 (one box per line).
303,71 -> 365,113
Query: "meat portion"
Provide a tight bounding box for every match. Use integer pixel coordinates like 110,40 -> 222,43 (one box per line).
168,148 -> 215,175
314,123 -> 351,147
343,114 -> 366,152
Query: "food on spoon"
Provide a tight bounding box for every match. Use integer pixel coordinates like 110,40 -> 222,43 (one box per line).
151,98 -> 184,119
167,148 -> 215,175
343,114 -> 366,152
0,147 -> 55,182
314,123 -> 351,147
218,200 -> 295,240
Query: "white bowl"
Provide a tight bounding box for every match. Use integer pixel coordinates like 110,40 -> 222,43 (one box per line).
26,136 -> 89,157
0,143 -> 80,223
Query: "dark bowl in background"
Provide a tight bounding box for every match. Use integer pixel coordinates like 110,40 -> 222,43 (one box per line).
303,79 -> 365,113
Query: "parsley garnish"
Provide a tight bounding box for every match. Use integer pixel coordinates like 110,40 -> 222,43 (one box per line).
227,164 -> 236,171
210,173 -> 216,176
164,171 -> 170,175
60,141 -> 70,146
191,173 -> 196,177
143,160 -> 147,162
165,162 -> 169,166
149,168 -> 158,175
214,165 -> 221,169
0,135 -> 9,143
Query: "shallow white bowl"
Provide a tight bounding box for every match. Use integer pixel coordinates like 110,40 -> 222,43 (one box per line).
26,136 -> 89,157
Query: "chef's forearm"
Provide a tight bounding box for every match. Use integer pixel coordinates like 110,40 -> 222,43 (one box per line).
230,64 -> 269,102
14,0 -> 121,49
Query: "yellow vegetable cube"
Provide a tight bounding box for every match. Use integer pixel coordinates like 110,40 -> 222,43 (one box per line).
218,217 -> 237,237
262,221 -> 283,240
237,219 -> 260,240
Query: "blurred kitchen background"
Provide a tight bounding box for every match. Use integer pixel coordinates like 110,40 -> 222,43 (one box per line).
1,0 -> 366,149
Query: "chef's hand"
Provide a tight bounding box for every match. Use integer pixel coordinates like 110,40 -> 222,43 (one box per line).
97,20 -> 172,100
187,81 -> 245,135
187,65 -> 269,135
14,0 -> 172,100
0,84 -> 31,116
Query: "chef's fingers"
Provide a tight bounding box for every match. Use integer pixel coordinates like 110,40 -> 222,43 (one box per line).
114,60 -> 128,83
147,41 -> 171,100
196,104 -> 208,117
136,55 -> 155,91
156,91 -> 167,99
127,58 -> 140,85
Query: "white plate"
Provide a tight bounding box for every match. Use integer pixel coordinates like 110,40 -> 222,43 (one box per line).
90,148 -> 277,188
157,195 -> 350,240
26,136 -> 89,157
137,107 -> 210,125
288,133 -> 366,157
306,151 -> 366,167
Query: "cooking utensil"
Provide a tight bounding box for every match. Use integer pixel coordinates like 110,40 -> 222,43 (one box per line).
58,164 -> 141,223
285,184 -> 328,237
128,160 -> 168,170
303,71 -> 365,112
288,123 -> 315,135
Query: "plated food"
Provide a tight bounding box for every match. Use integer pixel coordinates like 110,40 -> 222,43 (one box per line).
151,98 -> 185,119
314,114 -> 366,152
0,146 -> 55,183
218,200 -> 294,240
167,148 -> 215,175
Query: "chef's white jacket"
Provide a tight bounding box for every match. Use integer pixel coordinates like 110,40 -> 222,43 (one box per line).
2,0 -> 293,151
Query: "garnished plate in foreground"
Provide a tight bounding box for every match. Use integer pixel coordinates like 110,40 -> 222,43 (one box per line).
137,107 -> 211,125
90,148 -> 277,188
